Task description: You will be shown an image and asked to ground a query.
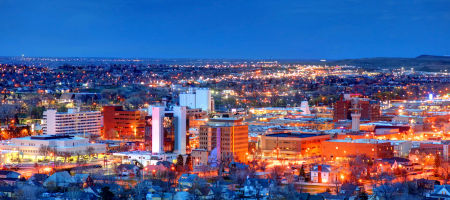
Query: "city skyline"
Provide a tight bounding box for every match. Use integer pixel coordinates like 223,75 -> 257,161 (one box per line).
0,1 -> 449,199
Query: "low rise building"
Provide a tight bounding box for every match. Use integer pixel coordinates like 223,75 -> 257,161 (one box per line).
258,133 -> 330,159
321,138 -> 394,159
0,135 -> 106,160
311,164 -> 337,183
112,151 -> 178,167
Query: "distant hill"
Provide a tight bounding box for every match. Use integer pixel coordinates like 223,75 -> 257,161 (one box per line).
321,55 -> 450,72
0,55 -> 449,71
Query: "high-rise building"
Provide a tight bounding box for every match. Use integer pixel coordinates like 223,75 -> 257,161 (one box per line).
146,106 -> 187,154
333,94 -> 380,122
173,106 -> 187,155
179,88 -> 213,113
199,118 -> 248,162
102,106 -> 146,139
151,106 -> 165,154
43,109 -> 101,136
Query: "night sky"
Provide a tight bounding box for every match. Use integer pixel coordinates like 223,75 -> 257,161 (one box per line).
0,0 -> 449,59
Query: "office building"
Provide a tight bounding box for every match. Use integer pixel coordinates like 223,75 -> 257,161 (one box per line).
42,109 -> 101,136
179,88 -> 213,113
146,106 -> 187,154
102,106 -> 146,139
199,118 -> 248,162
0,135 -> 106,158
258,133 -> 330,159
321,138 -> 394,159
333,94 -> 380,122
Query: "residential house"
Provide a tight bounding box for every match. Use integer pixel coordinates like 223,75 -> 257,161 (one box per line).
428,185 -> 450,199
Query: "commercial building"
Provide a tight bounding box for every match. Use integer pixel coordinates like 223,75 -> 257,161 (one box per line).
112,151 -> 178,167
268,118 -> 334,131
409,143 -> 449,161
258,133 -> 330,159
102,106 -> 146,139
333,94 -> 380,122
42,109 -> 101,136
321,138 -> 394,159
0,135 -> 106,159
179,88 -> 213,113
147,106 -> 187,155
199,118 -> 248,163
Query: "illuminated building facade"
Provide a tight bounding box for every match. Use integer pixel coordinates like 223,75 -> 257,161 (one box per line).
258,133 -> 330,159
179,88 -> 213,113
321,139 -> 394,159
0,135 -> 106,158
43,109 -> 101,135
333,94 -> 380,122
199,118 -> 248,162
102,106 -> 146,139
311,164 -> 337,183
146,106 -> 187,154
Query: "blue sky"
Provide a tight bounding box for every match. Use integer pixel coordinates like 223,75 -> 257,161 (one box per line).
0,0 -> 449,59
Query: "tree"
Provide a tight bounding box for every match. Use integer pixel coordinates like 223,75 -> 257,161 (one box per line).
57,104 -> 68,113
270,166 -> 285,186
185,154 -> 193,171
66,186 -> 86,199
439,161 -> 450,184
60,152 -> 72,163
373,172 -> 397,200
100,186 -> 115,200
85,147 -> 95,159
176,155 -> 184,172
356,187 -> 369,200
348,154 -> 371,183
435,154 -> 442,176
39,145 -> 51,160
0,104 -> 19,124
259,161 -> 268,172
299,165 -> 306,179
75,151 -> 83,164
13,184 -> 45,200
232,170 -> 248,188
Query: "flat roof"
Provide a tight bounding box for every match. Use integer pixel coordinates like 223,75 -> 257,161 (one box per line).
265,133 -> 327,138
14,135 -> 86,141
327,139 -> 389,144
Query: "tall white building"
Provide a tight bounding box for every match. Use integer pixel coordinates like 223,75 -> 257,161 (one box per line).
151,106 -> 165,154
300,101 -> 311,115
179,93 -> 196,109
42,109 -> 102,135
173,106 -> 187,155
151,106 -> 187,155
179,88 -> 213,113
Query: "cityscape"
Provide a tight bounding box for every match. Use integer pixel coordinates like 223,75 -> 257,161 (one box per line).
0,1 -> 449,200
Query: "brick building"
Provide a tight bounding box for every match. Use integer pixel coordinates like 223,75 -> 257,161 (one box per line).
199,118 -> 248,163
102,106 -> 146,139
321,138 -> 394,159
333,94 -> 380,122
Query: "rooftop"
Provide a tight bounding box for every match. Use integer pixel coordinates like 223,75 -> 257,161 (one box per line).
10,135 -> 87,141
265,133 -> 327,138
327,138 -> 390,144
